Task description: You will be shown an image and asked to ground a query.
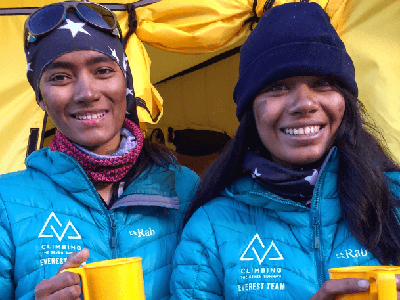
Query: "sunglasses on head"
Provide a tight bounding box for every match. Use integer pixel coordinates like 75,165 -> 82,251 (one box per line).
24,1 -> 123,49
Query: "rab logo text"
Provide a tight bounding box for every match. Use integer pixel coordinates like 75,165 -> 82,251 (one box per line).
240,234 -> 284,265
129,228 -> 155,237
38,212 -> 81,242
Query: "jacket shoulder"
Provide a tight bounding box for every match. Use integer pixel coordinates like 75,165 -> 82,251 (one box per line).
169,165 -> 200,214
0,168 -> 48,199
385,172 -> 400,196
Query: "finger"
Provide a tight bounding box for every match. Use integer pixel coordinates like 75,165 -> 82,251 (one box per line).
311,278 -> 370,300
46,284 -> 81,300
396,275 -> 400,291
35,272 -> 81,298
57,248 -> 90,274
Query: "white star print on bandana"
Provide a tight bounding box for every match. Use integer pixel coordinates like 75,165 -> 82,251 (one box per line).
126,88 -> 133,96
123,55 -> 128,72
252,168 -> 261,179
304,169 -> 319,186
108,47 -> 120,64
26,62 -> 32,74
58,19 -> 91,38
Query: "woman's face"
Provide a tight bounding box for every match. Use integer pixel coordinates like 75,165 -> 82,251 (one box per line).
39,50 -> 126,155
253,76 -> 345,168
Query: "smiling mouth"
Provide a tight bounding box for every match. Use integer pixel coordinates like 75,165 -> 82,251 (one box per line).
280,125 -> 325,136
71,111 -> 107,121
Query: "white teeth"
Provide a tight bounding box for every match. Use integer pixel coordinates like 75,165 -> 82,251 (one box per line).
284,126 -> 322,136
75,112 -> 106,120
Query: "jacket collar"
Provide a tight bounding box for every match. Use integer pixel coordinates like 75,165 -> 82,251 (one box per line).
26,148 -> 179,211
112,164 -> 179,210
222,148 -> 341,224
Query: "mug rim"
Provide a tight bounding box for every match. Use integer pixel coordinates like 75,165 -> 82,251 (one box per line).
329,265 -> 400,273
82,257 -> 142,269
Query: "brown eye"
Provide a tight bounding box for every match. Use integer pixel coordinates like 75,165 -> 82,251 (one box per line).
97,68 -> 114,75
267,84 -> 287,92
50,74 -> 68,82
316,79 -> 334,87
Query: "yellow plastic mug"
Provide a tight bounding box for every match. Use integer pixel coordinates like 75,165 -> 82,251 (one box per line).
62,257 -> 145,300
329,266 -> 400,300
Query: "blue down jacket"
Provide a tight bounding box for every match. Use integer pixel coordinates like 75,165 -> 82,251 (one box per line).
171,148 -> 400,299
0,148 -> 199,300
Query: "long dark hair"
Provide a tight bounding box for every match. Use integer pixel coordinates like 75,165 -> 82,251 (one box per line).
184,84 -> 400,265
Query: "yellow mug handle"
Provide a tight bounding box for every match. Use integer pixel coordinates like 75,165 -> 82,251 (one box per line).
61,267 -> 89,300
377,273 -> 397,300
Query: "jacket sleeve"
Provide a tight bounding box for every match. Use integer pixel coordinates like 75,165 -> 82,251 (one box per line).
0,196 -> 16,300
170,206 -> 224,300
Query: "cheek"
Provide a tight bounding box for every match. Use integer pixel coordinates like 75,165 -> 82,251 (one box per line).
110,78 -> 127,111
331,96 -> 346,126
254,101 -> 281,134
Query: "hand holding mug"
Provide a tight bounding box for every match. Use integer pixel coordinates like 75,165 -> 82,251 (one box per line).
62,257 -> 145,300
35,249 -> 90,300
311,266 -> 400,300
310,278 -> 371,300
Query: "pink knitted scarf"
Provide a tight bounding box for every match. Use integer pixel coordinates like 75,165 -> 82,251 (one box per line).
50,119 -> 143,183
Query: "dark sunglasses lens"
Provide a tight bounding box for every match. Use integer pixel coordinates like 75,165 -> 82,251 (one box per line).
77,3 -> 115,29
29,5 -> 64,35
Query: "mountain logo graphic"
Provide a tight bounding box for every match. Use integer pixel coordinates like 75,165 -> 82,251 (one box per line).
38,212 -> 81,242
240,234 -> 284,265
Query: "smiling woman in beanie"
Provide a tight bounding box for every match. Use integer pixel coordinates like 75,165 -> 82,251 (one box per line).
170,2 -> 400,299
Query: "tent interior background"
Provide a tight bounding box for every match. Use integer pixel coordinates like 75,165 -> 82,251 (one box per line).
0,0 -> 399,177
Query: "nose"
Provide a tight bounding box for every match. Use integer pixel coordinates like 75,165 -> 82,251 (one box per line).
287,84 -> 319,115
73,72 -> 100,104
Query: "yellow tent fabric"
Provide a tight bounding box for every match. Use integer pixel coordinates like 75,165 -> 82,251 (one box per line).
135,0 -> 344,53
0,0 -> 399,174
140,0 -> 400,162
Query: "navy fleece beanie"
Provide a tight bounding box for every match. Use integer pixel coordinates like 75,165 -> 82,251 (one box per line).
233,2 -> 357,121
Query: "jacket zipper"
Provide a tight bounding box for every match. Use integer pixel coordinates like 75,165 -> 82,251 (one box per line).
311,182 -> 325,288
311,209 -> 324,287
66,155 -> 119,259
109,213 -> 117,259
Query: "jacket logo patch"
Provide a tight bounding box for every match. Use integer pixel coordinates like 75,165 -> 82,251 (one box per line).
240,234 -> 284,265
129,228 -> 155,237
38,212 -> 81,242
336,248 -> 368,259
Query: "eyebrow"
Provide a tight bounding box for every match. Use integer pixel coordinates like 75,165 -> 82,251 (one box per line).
43,55 -> 117,72
86,55 -> 116,66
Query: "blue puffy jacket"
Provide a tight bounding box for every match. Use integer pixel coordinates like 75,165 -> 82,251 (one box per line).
171,148 -> 400,299
0,148 -> 199,300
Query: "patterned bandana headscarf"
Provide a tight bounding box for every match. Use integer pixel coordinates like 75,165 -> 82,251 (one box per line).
25,10 -> 143,182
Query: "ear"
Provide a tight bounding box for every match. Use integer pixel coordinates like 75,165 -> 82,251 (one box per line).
37,94 -> 46,111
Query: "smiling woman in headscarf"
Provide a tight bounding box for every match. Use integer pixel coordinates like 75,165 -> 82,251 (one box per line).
0,2 -> 198,299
